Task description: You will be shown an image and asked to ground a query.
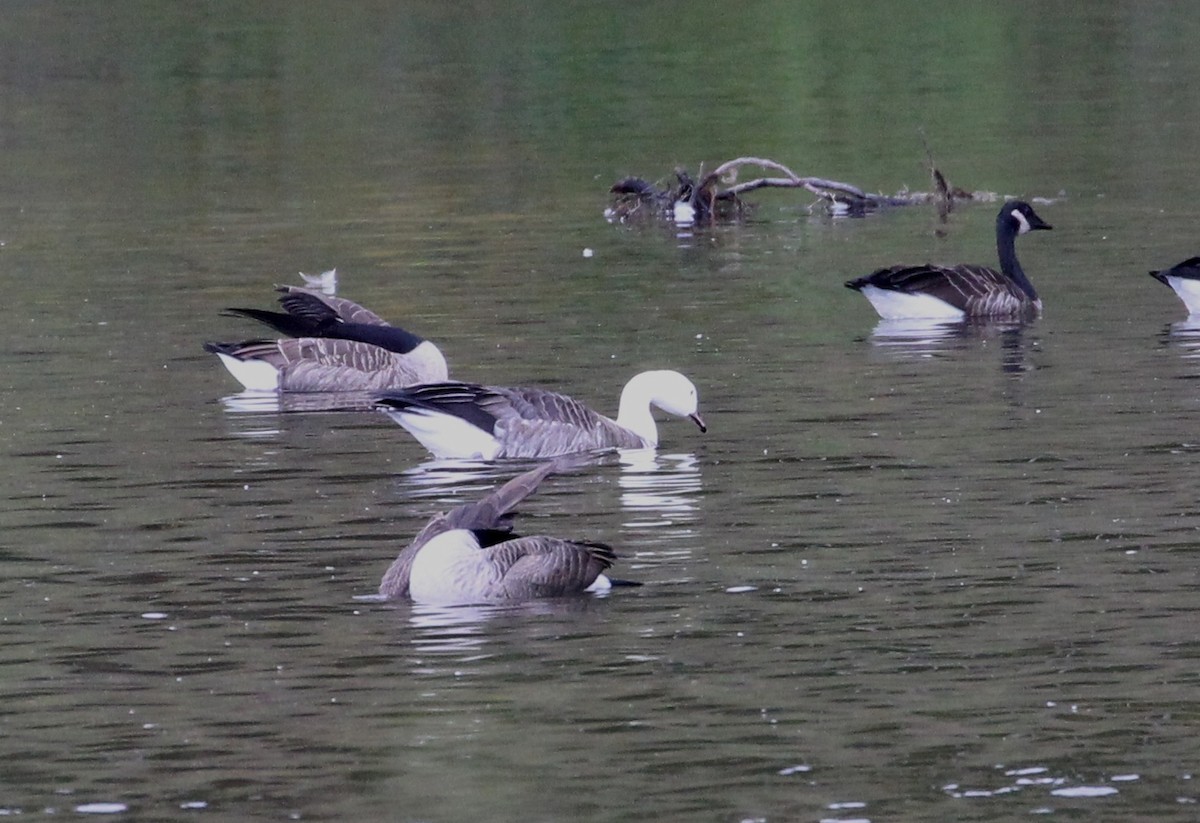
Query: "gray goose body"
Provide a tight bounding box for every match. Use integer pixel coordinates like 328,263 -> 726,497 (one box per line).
374,370 -> 706,460
379,460 -> 620,604
206,285 -> 448,392
845,201 -> 1053,320
204,337 -> 447,392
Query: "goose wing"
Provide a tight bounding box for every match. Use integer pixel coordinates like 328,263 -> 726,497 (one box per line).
277,285 -> 389,326
223,287 -> 380,337
276,290 -> 433,355
271,338 -> 398,370
379,460 -> 561,599
1150,257 -> 1200,283
848,264 -> 1029,314
227,288 -> 433,356
220,307 -> 320,338
277,339 -> 438,391
483,537 -> 615,598
375,382 -> 510,434
487,386 -> 647,457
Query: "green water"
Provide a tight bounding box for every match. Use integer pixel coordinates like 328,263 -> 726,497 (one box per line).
2,3 -> 1200,821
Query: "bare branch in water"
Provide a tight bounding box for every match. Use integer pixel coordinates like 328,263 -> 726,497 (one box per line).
606,152 -> 1044,225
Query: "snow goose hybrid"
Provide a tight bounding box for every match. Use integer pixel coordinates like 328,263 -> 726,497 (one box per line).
374,370 -> 706,459
204,286 -> 448,392
379,459 -> 625,604
845,200 -> 1052,319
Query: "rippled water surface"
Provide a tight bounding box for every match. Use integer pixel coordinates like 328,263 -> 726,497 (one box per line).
3,3 -> 1200,821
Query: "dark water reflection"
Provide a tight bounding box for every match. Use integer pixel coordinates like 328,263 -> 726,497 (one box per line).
6,2 -> 1200,821
864,317 -> 1039,374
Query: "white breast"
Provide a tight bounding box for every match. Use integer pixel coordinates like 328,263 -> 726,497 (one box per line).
858,286 -> 966,320
408,530 -> 500,605
1165,275 -> 1200,315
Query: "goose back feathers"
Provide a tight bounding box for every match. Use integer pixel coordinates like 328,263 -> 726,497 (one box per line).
845,200 -> 1053,319
374,370 -> 706,459
379,459 -> 620,604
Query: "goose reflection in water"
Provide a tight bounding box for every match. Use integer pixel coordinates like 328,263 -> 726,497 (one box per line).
616,450 -> 702,577
352,598 -> 609,658
215,390 -> 378,441
865,317 -> 1037,374
617,450 -> 702,523
1160,318 -> 1200,361
217,390 -> 376,415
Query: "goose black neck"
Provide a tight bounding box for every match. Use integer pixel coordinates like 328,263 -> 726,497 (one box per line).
996,217 -> 1037,301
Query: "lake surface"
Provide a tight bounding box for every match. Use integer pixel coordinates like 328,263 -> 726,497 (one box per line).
3,2 -> 1200,821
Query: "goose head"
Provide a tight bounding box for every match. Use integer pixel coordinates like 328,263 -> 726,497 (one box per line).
1002,201 -> 1053,236
619,370 -> 707,437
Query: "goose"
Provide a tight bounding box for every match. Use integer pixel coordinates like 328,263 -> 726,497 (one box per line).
845,200 -> 1053,319
374,370 -> 706,459
206,286 -> 448,392
1149,257 -> 1200,315
379,459 -> 627,604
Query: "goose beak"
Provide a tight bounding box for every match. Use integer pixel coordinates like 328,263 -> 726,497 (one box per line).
689,412 -> 707,433
1031,217 -> 1053,231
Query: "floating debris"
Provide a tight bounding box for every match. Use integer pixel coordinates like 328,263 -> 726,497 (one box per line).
607,153 -> 1052,225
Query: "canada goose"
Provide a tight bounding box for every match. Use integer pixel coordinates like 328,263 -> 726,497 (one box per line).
845,200 -> 1053,319
206,286 -> 448,392
379,459 -> 626,604
1149,257 -> 1200,315
374,370 -> 706,459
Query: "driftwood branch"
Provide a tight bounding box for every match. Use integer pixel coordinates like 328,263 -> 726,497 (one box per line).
606,153 -> 1019,225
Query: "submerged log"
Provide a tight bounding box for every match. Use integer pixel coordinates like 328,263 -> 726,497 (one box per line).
606,155 -> 1014,224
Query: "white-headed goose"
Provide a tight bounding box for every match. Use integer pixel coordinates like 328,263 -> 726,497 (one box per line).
205,286 -> 448,392
379,459 -> 627,604
374,370 -> 706,459
845,200 -> 1053,320
1149,257 -> 1200,315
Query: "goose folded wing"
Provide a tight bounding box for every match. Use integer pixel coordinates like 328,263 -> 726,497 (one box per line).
274,338 -> 400,370
376,382 -> 509,433
861,263 -> 1018,305
489,387 -> 646,454
221,307 -> 317,337
485,537 -> 616,598
278,286 -> 390,326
